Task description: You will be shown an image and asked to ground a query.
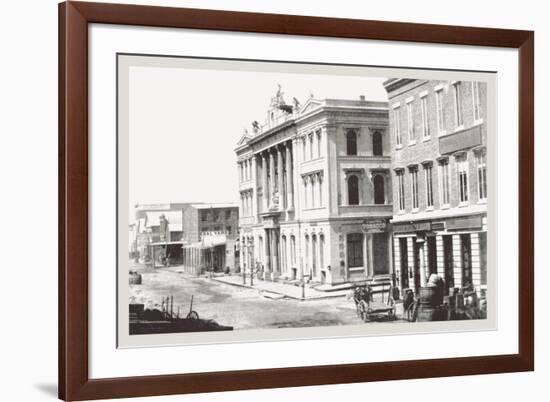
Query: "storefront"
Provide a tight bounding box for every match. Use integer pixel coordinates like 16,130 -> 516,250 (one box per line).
148,241 -> 184,268
392,214 -> 487,296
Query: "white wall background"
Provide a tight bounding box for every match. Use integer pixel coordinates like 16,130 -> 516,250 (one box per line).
0,0 -> 545,401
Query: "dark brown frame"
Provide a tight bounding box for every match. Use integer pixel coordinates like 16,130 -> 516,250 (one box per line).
59,1 -> 534,400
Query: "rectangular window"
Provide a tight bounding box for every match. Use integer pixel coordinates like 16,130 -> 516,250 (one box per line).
200,211 -> 208,222
439,159 -> 451,206
225,210 -> 231,220
457,154 -> 469,203
476,150 -> 487,201
410,167 -> 419,210
435,88 -> 445,133
393,107 -> 402,146
453,81 -> 463,127
472,81 -> 481,121
225,225 -> 232,234
421,95 -> 429,138
424,164 -> 434,208
406,101 -> 415,143
347,233 -> 363,268
396,170 -> 405,212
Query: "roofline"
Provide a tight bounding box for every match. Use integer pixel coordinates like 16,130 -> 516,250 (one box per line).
237,101 -> 389,150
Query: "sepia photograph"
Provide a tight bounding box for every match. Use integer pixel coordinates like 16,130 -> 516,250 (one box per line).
117,54 -> 492,346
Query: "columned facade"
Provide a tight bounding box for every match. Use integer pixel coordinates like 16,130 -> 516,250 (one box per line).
236,90 -> 391,286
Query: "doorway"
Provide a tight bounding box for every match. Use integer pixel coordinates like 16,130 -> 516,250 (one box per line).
413,240 -> 421,293
426,236 -> 437,277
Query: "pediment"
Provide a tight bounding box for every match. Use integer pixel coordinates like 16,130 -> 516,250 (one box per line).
298,98 -> 322,115
236,133 -> 252,146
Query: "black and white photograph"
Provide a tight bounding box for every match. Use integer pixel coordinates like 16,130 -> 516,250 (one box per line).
118,55 -> 492,346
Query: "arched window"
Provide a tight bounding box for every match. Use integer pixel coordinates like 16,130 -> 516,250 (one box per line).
346,130 -> 357,155
372,131 -> 383,156
348,175 -> 359,205
374,175 -> 385,204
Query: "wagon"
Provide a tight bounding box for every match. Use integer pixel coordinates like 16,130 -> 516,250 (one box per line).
353,284 -> 396,322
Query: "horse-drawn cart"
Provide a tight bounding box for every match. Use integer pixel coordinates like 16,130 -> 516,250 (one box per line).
352,284 -> 396,322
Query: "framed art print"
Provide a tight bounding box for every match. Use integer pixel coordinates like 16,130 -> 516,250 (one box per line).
59,1 -> 534,400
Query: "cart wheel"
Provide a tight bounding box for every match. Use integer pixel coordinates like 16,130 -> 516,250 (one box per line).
187,311 -> 199,320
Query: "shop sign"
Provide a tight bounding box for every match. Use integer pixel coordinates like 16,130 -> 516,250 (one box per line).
362,219 -> 386,233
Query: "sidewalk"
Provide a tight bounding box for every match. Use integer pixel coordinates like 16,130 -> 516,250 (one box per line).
211,275 -> 351,301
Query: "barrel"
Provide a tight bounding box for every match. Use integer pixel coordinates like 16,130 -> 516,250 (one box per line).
417,305 -> 448,322
419,286 -> 443,306
129,272 -> 142,285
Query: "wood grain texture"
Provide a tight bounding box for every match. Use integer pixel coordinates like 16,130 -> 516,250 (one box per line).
58,1 -> 534,400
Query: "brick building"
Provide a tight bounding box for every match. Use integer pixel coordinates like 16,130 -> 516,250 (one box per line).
383,79 -> 488,296
181,203 -> 239,275
235,87 -> 392,286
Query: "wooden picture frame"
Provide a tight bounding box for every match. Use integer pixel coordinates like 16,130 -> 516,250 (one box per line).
59,1 -> 534,400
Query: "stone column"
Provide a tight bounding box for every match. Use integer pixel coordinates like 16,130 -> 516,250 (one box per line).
265,229 -> 271,275
359,173 -> 364,205
277,146 -> 284,210
362,233 -> 368,277
261,153 -> 268,212
452,234 -> 463,289
303,176 -> 309,209
318,172 -> 323,207
386,234 -> 393,280
312,174 -> 318,208
436,235 -> 445,278
367,234 -> 374,277
393,236 -> 401,288
470,232 -> 481,293
292,138 -> 301,218
269,150 -> 275,209
286,143 -> 294,210
418,239 -> 427,287
407,237 -> 416,291
251,156 -> 258,221
270,230 -> 278,279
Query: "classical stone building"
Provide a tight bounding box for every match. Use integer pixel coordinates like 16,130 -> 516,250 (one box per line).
235,88 -> 392,286
383,79 -> 488,296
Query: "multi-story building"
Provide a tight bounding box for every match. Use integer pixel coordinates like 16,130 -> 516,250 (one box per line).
235,87 -> 392,286
181,203 -> 239,274
182,203 -> 239,243
131,202 -> 239,273
133,202 -> 187,263
383,79 -> 488,296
